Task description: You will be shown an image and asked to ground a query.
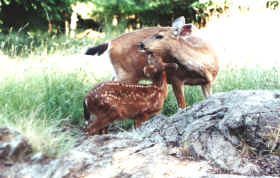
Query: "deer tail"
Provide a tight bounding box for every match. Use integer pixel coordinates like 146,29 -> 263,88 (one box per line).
83,99 -> 90,121
85,42 -> 109,56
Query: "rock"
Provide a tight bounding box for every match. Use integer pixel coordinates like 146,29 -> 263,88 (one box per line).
1,90 -> 280,178
0,127 -> 32,162
139,90 -> 280,176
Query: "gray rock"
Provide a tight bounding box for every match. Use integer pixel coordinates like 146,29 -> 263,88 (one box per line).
0,127 -> 32,162
139,90 -> 280,176
1,90 -> 280,178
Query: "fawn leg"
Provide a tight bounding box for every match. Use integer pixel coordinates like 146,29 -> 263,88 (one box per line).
102,126 -> 109,134
87,115 -> 114,135
134,113 -> 151,129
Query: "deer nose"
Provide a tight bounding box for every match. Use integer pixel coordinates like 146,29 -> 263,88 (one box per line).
137,42 -> 145,51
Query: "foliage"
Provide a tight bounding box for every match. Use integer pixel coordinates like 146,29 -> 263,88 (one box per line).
92,0 -> 197,29
1,0 -> 279,33
266,0 -> 280,10
190,0 -> 230,27
0,0 -> 86,32
0,30 -> 94,57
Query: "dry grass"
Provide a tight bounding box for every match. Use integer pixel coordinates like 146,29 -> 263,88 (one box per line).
265,125 -> 280,155
0,110 -> 76,157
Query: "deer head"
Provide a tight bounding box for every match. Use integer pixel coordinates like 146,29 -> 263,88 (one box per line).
138,16 -> 193,56
143,54 -> 178,78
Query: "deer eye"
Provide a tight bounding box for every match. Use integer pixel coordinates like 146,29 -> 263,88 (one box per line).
154,34 -> 163,39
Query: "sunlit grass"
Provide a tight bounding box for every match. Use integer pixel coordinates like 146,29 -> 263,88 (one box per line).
0,61 -> 112,125
1,5 -> 280,156
265,125 -> 280,156
0,110 -> 76,157
162,66 -> 280,116
0,31 -> 95,57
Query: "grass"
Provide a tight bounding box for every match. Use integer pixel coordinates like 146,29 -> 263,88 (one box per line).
163,66 -> 280,116
265,125 -> 280,156
0,30 -> 96,58
0,54 -> 111,157
1,54 -> 279,157
0,64 -> 111,125
1,10 -> 280,157
0,110 -> 76,157
0,25 -> 122,58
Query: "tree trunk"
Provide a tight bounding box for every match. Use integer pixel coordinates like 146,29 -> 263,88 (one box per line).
48,21 -> 52,33
70,11 -> 78,38
65,20 -> 69,36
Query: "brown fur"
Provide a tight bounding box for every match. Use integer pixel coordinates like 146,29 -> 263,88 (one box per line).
84,55 -> 176,135
109,27 -> 169,82
86,26 -> 218,109
139,28 -> 219,108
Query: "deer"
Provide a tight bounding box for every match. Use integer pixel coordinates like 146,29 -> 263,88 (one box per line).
138,20 -> 219,104
84,54 -> 178,135
85,16 -> 219,109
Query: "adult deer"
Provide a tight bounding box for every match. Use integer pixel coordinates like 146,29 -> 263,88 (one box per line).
138,19 -> 219,107
85,17 -> 219,109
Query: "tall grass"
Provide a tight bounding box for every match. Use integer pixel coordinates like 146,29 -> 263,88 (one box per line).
162,66 -> 280,116
0,30 -> 95,57
1,58 -> 279,157
0,64 -> 105,157
1,7 -> 280,156
1,62 -> 278,123
0,68 -> 106,124
0,111 -> 76,157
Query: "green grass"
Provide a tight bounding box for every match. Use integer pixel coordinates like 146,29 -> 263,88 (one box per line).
0,68 -> 108,125
0,111 -> 76,157
0,26 -> 122,58
0,31 -> 280,157
0,31 -> 96,57
162,66 -> 280,116
1,63 -> 278,122
1,62 -> 279,156
0,66 -> 107,157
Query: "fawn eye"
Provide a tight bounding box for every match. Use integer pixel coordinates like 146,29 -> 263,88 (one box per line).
155,34 -> 163,39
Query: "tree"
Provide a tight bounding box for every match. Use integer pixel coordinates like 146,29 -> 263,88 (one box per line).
91,0 -> 197,31
0,0 -> 84,33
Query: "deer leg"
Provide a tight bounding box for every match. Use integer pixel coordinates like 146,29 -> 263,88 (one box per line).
87,114 -> 115,136
201,83 -> 212,98
171,78 -> 186,109
134,113 -> 151,129
102,126 -> 109,134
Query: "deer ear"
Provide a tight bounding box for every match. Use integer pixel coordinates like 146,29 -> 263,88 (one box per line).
172,16 -> 185,28
179,24 -> 192,36
172,16 -> 185,36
